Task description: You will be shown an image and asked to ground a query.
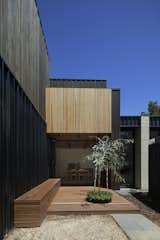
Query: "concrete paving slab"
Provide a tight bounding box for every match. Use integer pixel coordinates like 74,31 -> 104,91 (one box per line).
112,214 -> 160,240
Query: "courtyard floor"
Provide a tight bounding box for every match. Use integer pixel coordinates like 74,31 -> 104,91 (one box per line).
5,215 -> 128,240
47,186 -> 139,215
5,187 -> 160,240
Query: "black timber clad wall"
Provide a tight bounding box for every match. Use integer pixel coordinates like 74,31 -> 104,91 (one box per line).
149,142 -> 160,199
50,79 -> 107,88
0,56 -> 53,239
0,0 -> 49,118
101,89 -> 120,189
112,89 -> 120,139
110,89 -> 120,189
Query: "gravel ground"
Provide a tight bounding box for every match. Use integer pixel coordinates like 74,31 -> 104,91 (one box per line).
5,215 -> 128,240
123,194 -> 160,227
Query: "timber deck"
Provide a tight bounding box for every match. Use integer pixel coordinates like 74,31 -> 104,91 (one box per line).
14,179 -> 61,227
47,186 -> 139,215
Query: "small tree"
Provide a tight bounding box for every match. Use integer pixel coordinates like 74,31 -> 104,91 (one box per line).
148,101 -> 160,116
142,101 -> 160,116
87,136 -> 133,189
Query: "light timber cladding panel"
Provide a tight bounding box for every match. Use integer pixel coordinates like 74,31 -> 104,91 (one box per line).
46,88 -> 112,134
0,0 -> 49,118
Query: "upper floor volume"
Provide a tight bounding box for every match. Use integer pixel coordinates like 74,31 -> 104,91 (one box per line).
50,79 -> 107,88
0,0 -> 49,118
46,79 -> 120,137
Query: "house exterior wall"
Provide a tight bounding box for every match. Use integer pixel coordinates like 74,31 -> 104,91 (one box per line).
0,0 -> 49,118
50,79 -> 107,88
121,116 -> 160,191
0,1 -> 51,238
0,57 -> 52,239
46,82 -> 120,189
140,116 -> 149,191
46,87 -> 112,134
133,116 -> 149,191
110,89 -> 120,189
134,127 -> 141,189
149,141 -> 160,199
112,89 -> 120,139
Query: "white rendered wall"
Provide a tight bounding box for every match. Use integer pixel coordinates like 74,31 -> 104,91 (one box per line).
140,116 -> 149,191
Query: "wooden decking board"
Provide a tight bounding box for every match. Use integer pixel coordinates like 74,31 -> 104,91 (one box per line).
14,184 -> 139,228
15,179 -> 60,202
14,178 -> 61,227
47,186 -> 139,215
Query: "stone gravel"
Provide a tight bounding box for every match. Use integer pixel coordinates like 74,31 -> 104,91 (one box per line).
5,215 -> 128,240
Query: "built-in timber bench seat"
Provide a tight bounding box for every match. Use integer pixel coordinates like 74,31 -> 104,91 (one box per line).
14,178 -> 61,227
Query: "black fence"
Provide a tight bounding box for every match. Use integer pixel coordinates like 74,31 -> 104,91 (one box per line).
0,56 -> 53,239
120,116 -> 140,128
149,142 -> 160,199
150,117 -> 160,128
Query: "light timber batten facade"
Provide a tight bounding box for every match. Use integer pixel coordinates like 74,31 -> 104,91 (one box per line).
46,87 -> 112,134
0,0 -> 49,118
46,79 -> 120,187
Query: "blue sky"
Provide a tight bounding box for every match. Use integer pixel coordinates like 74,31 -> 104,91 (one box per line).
37,0 -> 160,115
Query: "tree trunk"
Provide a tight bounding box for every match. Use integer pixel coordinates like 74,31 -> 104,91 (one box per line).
98,167 -> 101,189
94,166 -> 97,189
106,162 -> 109,189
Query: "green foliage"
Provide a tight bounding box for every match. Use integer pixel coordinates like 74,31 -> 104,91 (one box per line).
148,101 -> 160,116
87,190 -> 112,203
87,136 -> 133,188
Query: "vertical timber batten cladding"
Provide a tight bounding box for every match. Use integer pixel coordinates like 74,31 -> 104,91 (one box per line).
46,87 -> 112,134
0,0 -> 49,118
0,56 -> 52,239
